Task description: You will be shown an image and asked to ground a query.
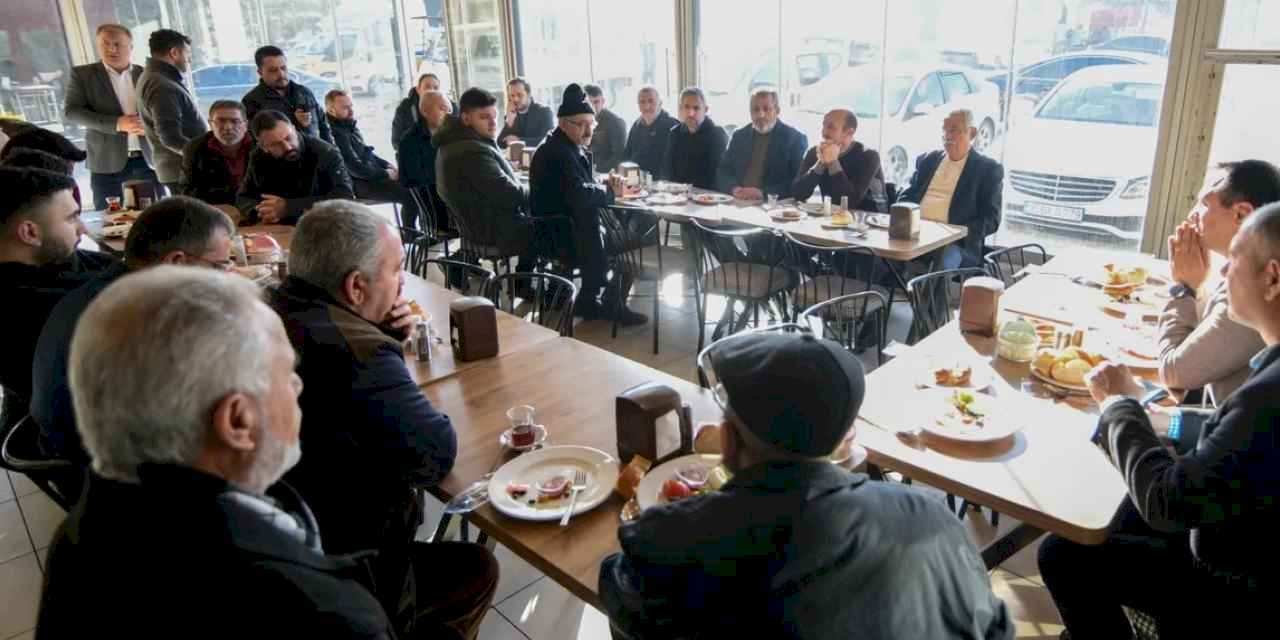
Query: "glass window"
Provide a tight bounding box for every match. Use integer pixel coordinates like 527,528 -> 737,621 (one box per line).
1219,0 -> 1280,49
909,73 -> 945,113
696,0 -> 780,134
1205,65 -> 1280,173
2,0 -> 79,195
939,71 -> 973,100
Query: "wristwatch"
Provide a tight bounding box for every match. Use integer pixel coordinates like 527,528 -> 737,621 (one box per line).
1168,282 -> 1197,300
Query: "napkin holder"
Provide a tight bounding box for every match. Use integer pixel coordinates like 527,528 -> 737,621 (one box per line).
959,276 -> 1005,336
617,161 -> 641,187
889,202 -> 921,239
521,148 -> 534,169
616,382 -> 693,466
508,140 -> 525,165
449,296 -> 499,361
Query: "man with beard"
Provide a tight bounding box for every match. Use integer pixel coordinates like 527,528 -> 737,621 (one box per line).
180,100 -> 255,207
325,89 -> 417,226
242,45 -> 333,144
270,201 -> 496,638
622,86 -> 678,178
498,77 -> 555,148
36,266 -> 409,637
662,87 -> 727,190
0,168 -> 116,440
136,29 -> 208,193
236,110 -> 354,225
717,89 -> 808,201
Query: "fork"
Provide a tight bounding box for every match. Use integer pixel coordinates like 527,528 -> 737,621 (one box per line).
559,470 -> 589,527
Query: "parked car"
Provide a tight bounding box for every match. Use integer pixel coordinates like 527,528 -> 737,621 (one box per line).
790,64 -> 1002,186
1095,35 -> 1170,57
1003,64 -> 1166,242
190,64 -> 340,113
986,51 -> 1162,119
707,46 -> 846,132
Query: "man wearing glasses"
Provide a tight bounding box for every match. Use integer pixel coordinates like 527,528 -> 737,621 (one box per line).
600,329 -> 1013,640
180,101 -> 254,210
31,196 -> 236,494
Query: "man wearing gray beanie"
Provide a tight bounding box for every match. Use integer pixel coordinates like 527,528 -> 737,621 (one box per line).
600,330 -> 1013,640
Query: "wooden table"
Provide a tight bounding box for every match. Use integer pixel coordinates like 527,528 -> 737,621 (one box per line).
420,337 -> 722,609
1001,248 -> 1172,326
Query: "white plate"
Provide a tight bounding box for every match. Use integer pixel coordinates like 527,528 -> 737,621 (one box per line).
917,389 -> 1023,443
498,424 -> 548,451
917,361 -> 994,390
820,221 -> 856,230
104,210 -> 141,224
867,213 -> 890,229
101,223 -> 131,238
619,189 -> 650,200
770,212 -> 805,223
488,445 -> 619,522
1028,366 -> 1092,396
646,193 -> 687,206
691,193 -> 733,205
798,202 -> 828,216
636,453 -> 722,511
1100,298 -> 1159,321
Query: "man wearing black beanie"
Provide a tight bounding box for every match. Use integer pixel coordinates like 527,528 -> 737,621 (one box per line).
529,83 -> 646,324
600,330 -> 1013,640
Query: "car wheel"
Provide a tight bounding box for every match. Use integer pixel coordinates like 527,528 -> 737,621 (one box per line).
975,118 -> 996,153
886,147 -> 910,186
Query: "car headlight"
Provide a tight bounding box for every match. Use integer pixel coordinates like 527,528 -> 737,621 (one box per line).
1119,177 -> 1149,200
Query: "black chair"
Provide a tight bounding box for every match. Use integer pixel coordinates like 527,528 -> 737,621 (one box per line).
800,291 -> 890,365
600,207 -> 663,347
1,414 -> 79,511
905,267 -> 989,344
406,187 -> 459,257
488,272 -> 578,337
688,220 -> 796,352
984,243 -> 1047,288
423,258 -> 495,297
885,181 -> 899,205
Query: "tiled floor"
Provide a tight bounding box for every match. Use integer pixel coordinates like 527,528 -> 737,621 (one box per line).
2,225 -> 1063,638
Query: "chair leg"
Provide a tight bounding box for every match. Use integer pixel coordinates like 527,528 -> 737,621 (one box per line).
652,279 -> 660,355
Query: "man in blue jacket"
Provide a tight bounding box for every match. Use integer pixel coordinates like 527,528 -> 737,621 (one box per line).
717,90 -> 808,201
898,109 -> 1004,269
269,201 -> 496,639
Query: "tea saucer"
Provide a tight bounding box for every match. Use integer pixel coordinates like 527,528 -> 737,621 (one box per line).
499,424 -> 548,451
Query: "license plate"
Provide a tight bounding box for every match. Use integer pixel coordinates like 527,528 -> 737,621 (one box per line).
1023,202 -> 1084,222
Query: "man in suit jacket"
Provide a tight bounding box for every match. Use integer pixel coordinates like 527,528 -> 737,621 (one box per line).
898,109 -> 1003,269
717,90 -> 807,201
136,29 -> 208,192
63,24 -> 159,210
1038,204 -> 1280,638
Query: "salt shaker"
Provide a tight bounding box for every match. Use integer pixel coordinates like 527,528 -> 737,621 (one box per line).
415,321 -> 432,362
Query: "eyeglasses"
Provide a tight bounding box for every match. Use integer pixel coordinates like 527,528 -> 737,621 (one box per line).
695,323 -> 812,414
564,118 -> 595,130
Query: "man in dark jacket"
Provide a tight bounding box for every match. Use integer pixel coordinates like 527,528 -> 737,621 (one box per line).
0,168 -> 116,438
600,331 -> 1012,640
792,108 -> 887,212
435,88 -> 534,265
499,77 -> 555,148
32,197 -> 234,472
135,29 -> 208,192
585,84 -> 627,173
391,72 -> 457,152
237,110 -> 354,225
397,90 -> 455,232
63,23 -> 158,209
324,89 -> 417,225
242,45 -> 333,143
663,87 -> 728,190
717,90 -> 808,200
1041,205 -> 1280,638
272,202 -> 496,638
180,100 -> 254,207
529,84 -> 644,324
37,266 -> 414,638
899,109 -> 1003,269
623,86 -> 678,178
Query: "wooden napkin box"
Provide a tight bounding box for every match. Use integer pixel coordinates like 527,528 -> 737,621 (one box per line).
449,296 -> 499,361
959,276 -> 1005,336
616,382 -> 692,466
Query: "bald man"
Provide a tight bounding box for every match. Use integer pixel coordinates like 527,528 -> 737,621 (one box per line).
397,90 -> 456,233
791,108 -> 887,212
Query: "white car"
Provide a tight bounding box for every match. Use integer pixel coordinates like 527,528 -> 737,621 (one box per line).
1003,64 -> 1166,242
790,64 -> 1002,186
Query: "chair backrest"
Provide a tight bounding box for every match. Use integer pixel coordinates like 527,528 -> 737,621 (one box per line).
599,208 -> 658,278
1,413 -> 78,511
425,258 -> 495,296
885,181 -> 899,205
984,243 -> 1047,287
782,232 -> 881,308
489,272 -> 578,337
800,290 -> 889,358
398,225 -> 430,277
688,220 -> 789,301
906,267 -> 988,343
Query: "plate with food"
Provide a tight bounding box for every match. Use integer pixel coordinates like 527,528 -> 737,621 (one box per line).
798,202 -> 828,216
1099,295 -> 1159,322
646,192 -> 688,206
864,213 -> 889,229
619,189 -> 650,200
692,193 -> 734,206
104,210 -> 140,225
919,389 -> 1021,443
820,210 -> 857,229
1107,332 -> 1160,370
1030,346 -> 1108,395
919,360 -> 993,390
770,208 -> 805,222
635,453 -> 731,511
1087,263 -> 1169,288
100,223 -> 132,239
489,445 -> 619,522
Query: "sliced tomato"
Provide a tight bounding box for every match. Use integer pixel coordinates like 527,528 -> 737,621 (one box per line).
661,478 -> 692,501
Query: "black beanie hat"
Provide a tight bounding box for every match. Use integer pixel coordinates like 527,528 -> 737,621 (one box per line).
557,83 -> 594,118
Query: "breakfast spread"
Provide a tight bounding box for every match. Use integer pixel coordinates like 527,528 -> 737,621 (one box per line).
658,464 -> 730,504
932,365 -> 973,387
828,209 -> 853,226
1032,346 -> 1108,386
614,455 -> 653,500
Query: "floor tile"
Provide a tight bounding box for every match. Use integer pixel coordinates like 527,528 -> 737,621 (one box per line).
478,608 -> 530,640
990,569 -> 1064,639
0,501 -> 33,564
6,630 -> 35,640
0,554 -> 42,639
492,544 -> 546,605
17,492 -> 64,551
7,473 -> 38,499
34,548 -> 47,575
496,578 -> 611,640
0,473 -> 12,504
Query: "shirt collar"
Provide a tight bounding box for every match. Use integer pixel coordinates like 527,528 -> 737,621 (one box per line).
1249,344 -> 1280,371
102,62 -> 131,79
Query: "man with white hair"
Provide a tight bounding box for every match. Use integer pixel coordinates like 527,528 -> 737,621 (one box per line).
269,200 -> 496,638
1039,203 -> 1280,638
717,89 -> 808,201
898,109 -> 1004,269
623,86 -> 678,178
37,267 -> 403,636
